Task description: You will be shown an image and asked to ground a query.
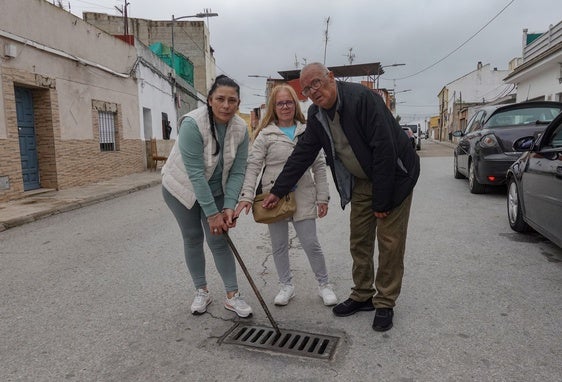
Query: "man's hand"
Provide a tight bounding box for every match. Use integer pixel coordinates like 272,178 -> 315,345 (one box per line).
262,193 -> 280,209
374,211 -> 390,219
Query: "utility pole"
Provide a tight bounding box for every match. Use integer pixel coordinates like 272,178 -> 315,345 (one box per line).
114,1 -> 130,35
124,1 -> 129,35
323,16 -> 330,65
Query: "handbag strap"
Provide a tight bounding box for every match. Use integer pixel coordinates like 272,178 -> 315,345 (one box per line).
256,166 -> 265,195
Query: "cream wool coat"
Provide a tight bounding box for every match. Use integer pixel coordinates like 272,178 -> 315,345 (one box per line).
161,106 -> 248,209
239,121 -> 329,222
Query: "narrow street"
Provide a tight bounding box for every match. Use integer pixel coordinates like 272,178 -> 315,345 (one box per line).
1,142 -> 561,382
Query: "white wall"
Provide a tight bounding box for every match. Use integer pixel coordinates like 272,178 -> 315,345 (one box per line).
135,42 -> 178,140
138,66 -> 176,140
515,63 -> 562,102
446,64 -> 513,113
505,21 -> 562,103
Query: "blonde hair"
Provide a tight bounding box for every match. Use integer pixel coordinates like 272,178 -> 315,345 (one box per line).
253,84 -> 306,140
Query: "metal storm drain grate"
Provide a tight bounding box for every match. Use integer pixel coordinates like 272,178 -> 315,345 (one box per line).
220,323 -> 340,360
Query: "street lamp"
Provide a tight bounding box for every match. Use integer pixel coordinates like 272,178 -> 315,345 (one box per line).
248,75 -> 277,103
394,89 -> 412,95
389,89 -> 411,117
376,63 -> 406,88
171,11 -> 218,67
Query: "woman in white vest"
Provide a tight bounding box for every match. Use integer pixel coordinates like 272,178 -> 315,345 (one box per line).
235,84 -> 337,307
162,75 -> 252,318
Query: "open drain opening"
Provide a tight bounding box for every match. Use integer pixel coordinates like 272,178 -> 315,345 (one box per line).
221,323 -> 340,360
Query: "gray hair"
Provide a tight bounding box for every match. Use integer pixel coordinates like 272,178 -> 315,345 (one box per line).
300,62 -> 329,76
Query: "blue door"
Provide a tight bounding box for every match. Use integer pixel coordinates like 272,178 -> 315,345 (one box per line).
16,87 -> 40,191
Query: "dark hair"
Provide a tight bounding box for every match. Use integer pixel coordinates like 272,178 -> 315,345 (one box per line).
207,75 -> 241,155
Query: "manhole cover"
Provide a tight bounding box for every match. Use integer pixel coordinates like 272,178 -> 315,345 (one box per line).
220,323 -> 340,360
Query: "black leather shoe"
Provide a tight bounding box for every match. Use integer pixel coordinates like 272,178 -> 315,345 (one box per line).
372,308 -> 394,332
332,298 -> 375,317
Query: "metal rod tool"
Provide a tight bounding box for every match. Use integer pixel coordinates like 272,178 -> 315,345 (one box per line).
224,232 -> 281,336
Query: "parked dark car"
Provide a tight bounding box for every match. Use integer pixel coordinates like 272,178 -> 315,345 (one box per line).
506,111 -> 562,248
402,124 -> 421,150
402,126 -> 416,149
452,101 -> 562,193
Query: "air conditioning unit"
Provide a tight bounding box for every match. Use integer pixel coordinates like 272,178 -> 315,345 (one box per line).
4,43 -> 17,58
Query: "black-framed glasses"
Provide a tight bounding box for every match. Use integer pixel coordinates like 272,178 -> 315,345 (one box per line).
301,75 -> 326,96
275,100 -> 295,109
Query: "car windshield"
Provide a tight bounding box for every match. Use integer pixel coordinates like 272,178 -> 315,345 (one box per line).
486,106 -> 562,127
404,124 -> 418,133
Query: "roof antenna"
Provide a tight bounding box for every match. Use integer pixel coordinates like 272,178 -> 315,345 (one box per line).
323,16 -> 330,65
345,47 -> 355,65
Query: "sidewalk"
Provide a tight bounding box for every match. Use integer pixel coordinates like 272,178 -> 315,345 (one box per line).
427,138 -> 456,148
0,171 -> 162,232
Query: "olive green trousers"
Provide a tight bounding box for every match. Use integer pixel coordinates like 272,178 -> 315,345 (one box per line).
349,178 -> 413,308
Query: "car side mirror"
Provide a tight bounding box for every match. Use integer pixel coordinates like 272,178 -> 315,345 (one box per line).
452,130 -> 463,137
513,136 -> 535,151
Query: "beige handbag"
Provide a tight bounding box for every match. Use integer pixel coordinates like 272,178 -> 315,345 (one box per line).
252,192 -> 296,224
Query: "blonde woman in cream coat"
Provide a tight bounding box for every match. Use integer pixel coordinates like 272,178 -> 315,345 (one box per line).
235,84 -> 337,307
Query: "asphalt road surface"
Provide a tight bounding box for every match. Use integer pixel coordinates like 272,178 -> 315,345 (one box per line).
1,141 -> 561,381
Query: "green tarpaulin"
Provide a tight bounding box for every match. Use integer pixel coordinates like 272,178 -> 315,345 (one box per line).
149,42 -> 194,85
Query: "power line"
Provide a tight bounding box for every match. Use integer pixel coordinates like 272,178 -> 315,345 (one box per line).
394,0 -> 516,81
400,104 -> 439,108
69,0 -> 119,12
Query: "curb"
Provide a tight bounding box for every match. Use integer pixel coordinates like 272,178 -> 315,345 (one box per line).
0,179 -> 161,232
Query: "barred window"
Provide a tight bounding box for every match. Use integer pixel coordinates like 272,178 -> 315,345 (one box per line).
99,111 -> 116,151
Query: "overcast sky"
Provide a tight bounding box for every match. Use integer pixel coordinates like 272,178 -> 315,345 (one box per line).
67,0 -> 561,122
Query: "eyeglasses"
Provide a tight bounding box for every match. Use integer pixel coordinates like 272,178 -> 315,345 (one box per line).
275,100 -> 295,109
301,75 -> 327,96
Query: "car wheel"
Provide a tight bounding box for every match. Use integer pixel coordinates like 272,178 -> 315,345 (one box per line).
454,154 -> 465,179
507,177 -> 529,232
468,160 -> 486,194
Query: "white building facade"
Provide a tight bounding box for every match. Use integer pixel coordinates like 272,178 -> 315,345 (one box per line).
437,62 -> 515,140
504,20 -> 562,103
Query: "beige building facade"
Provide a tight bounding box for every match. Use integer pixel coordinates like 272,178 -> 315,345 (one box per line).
0,0 -> 144,202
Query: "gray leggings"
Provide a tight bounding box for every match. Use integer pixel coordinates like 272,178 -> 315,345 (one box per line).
268,218 -> 329,286
162,186 -> 238,292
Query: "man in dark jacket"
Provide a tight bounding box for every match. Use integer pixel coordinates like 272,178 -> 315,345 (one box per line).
262,62 -> 420,331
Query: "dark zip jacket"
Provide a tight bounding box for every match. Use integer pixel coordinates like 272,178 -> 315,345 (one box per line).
270,81 -> 420,212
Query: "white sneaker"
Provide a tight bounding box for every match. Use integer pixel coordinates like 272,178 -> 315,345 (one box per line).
191,289 -> 212,315
224,292 -> 253,317
274,284 -> 295,306
318,283 -> 337,306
